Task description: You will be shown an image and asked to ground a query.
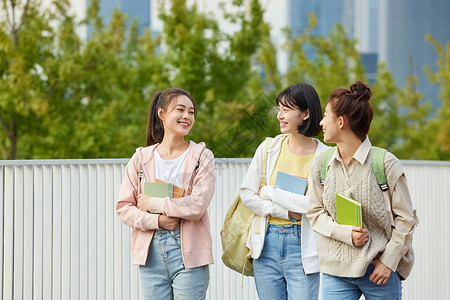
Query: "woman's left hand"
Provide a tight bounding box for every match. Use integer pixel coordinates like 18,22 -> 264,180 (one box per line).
137,194 -> 151,212
369,259 -> 392,285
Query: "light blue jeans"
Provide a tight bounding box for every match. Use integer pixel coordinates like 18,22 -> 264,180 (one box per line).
139,226 -> 209,300
252,224 -> 320,300
322,263 -> 402,300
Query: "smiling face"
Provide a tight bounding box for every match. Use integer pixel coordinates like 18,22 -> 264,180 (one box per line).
158,95 -> 195,137
277,98 -> 309,135
320,103 -> 341,143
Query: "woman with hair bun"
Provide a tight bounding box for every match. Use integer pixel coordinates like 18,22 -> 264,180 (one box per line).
307,81 -> 418,299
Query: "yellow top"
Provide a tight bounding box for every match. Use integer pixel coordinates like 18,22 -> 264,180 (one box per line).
268,135 -> 315,225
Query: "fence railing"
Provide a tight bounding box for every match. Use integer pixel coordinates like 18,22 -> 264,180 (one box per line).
1,158 -> 449,299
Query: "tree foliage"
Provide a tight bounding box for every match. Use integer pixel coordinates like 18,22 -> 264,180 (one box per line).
423,35 -> 450,160
0,0 -> 448,160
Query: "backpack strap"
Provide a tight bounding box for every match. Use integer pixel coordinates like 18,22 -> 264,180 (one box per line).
260,137 -> 273,187
371,147 -> 394,226
319,145 -> 395,227
372,147 -> 389,191
320,147 -> 336,185
320,146 -> 389,191
253,137 -> 274,235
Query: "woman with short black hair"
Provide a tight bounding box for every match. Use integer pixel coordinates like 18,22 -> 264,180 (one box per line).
240,83 -> 326,300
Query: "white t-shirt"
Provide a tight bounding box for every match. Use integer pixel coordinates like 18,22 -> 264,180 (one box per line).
154,148 -> 189,188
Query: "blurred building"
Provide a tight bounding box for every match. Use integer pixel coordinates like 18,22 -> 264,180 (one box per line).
344,0 -> 379,85
287,0 -> 345,59
286,0 -> 379,83
379,0 -> 450,106
87,0 -> 151,37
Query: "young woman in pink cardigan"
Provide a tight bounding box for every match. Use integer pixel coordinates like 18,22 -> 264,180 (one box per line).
116,88 -> 215,300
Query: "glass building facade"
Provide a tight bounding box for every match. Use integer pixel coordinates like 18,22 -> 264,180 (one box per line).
287,0 -> 345,59
379,0 -> 450,106
87,0 -> 150,37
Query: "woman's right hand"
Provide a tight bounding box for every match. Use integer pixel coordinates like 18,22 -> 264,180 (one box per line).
288,211 -> 302,222
351,227 -> 369,247
158,215 -> 181,231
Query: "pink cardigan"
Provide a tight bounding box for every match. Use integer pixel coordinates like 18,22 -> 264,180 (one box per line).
116,141 -> 215,268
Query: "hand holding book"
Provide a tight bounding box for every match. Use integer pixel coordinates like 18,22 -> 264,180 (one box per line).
335,193 -> 368,247
351,227 -> 369,247
137,194 -> 151,212
138,181 -> 185,213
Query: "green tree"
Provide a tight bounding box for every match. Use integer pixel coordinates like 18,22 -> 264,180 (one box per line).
283,13 -> 365,110
41,5 -> 159,158
0,0 -> 54,159
392,76 -> 434,159
30,0 -> 165,158
1,0 -> 447,160
424,35 -> 450,160
157,0 -> 275,157
369,62 -> 402,150
255,13 -> 368,144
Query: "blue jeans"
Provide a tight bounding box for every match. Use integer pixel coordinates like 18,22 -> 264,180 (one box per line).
139,226 -> 209,300
322,264 -> 402,300
252,224 -> 320,300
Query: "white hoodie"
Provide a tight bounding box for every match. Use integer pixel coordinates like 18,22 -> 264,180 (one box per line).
239,134 -> 328,274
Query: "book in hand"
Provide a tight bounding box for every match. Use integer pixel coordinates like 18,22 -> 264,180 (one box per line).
143,182 -> 173,198
275,171 -> 308,195
155,179 -> 185,198
336,193 -> 362,227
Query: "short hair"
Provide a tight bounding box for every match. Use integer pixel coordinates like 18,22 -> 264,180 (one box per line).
276,83 -> 322,137
327,81 -> 373,141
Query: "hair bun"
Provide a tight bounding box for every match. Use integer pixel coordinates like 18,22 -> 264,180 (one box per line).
350,81 -> 372,102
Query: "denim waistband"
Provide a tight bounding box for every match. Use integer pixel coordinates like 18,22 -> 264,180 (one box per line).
267,224 -> 301,234
153,224 -> 181,240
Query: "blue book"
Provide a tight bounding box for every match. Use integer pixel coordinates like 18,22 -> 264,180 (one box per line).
275,171 -> 308,195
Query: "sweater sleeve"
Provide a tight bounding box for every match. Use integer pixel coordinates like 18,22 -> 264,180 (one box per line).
379,154 -> 417,271
146,149 -> 216,220
306,153 -> 354,246
116,154 -> 160,231
260,185 -> 309,214
240,141 -> 289,220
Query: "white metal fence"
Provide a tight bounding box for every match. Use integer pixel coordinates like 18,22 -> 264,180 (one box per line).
1,158 -> 449,299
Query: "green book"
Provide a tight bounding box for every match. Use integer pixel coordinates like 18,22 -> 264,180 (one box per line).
336,193 -> 362,227
143,182 -> 173,198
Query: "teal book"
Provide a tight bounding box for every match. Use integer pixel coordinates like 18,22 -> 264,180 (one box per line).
275,171 -> 308,195
143,182 -> 173,198
336,193 -> 362,227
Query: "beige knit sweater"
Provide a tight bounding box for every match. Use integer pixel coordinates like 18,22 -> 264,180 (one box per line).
309,148 -> 411,278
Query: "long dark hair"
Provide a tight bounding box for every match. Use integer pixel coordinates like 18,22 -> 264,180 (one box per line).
327,81 -> 373,141
146,88 -> 197,146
